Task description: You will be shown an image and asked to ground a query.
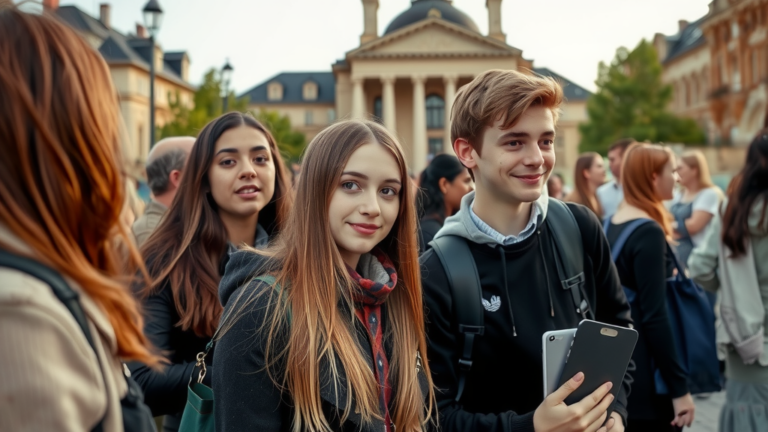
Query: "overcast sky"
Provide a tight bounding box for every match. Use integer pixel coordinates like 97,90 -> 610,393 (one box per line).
62,0 -> 711,94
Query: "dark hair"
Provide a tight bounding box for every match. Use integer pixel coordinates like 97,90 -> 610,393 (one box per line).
146,148 -> 187,196
722,129 -> 768,257
608,138 -> 636,154
418,154 -> 466,221
140,112 -> 293,337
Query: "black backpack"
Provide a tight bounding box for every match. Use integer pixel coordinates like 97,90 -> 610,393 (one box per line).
427,198 -> 593,402
0,250 -> 156,432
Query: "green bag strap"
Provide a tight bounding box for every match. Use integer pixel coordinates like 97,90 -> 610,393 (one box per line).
190,274 -> 282,385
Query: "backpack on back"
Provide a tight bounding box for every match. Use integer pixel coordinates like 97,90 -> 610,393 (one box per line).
602,218 -> 721,395
428,198 -> 592,402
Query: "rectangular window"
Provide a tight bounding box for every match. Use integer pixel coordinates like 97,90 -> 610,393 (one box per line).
305,110 -> 313,126
428,138 -> 443,160
327,109 -> 336,123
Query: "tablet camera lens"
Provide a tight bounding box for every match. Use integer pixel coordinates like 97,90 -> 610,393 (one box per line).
549,336 -> 555,341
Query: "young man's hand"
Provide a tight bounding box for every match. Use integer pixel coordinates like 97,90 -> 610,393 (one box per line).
606,412 -> 624,432
533,372 -> 616,432
671,393 -> 695,428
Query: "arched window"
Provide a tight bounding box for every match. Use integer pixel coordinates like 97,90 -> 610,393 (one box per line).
373,97 -> 383,123
426,94 -> 445,129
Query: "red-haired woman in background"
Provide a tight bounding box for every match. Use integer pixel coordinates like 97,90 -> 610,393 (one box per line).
0,5 -> 158,431
604,144 -> 694,431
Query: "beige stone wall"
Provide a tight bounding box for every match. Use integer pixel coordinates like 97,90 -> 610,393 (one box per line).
248,102 -> 336,143
662,46 -> 711,134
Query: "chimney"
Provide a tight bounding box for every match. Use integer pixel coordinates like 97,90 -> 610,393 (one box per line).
653,33 -> 668,63
360,0 -> 379,45
99,3 -> 111,29
136,23 -> 147,39
487,0 -> 506,43
42,0 -> 59,10
679,20 -> 689,33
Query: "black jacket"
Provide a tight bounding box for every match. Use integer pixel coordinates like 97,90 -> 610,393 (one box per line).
605,220 -> 688,421
419,216 -> 443,253
213,250 -> 431,432
421,200 -> 633,432
128,225 -> 270,431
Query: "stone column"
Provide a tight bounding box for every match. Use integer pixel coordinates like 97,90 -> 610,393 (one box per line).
412,75 -> 427,173
351,77 -> 365,119
443,74 -> 458,153
382,75 -> 396,133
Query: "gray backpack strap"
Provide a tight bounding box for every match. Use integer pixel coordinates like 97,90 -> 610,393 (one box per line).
545,199 -> 592,320
429,235 -> 484,403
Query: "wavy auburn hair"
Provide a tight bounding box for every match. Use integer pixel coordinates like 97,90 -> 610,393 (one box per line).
238,120 -> 435,431
0,5 -> 157,364
722,129 -> 768,257
140,112 -> 293,337
566,152 -> 604,217
621,143 -> 675,236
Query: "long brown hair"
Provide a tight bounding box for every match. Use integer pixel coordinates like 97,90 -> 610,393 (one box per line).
565,152 -> 604,216
0,5 -> 158,365
235,120 -> 434,431
722,129 -> 768,257
621,143 -> 675,236
140,112 -> 292,337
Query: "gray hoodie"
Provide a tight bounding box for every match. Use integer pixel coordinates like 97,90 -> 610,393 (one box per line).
434,190 -> 551,246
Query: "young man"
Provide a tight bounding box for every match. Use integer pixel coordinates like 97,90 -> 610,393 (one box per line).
421,70 -> 633,432
596,138 -> 635,218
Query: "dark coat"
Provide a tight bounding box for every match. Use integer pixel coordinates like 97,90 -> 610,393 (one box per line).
128,226 -> 270,432
213,250 -> 430,432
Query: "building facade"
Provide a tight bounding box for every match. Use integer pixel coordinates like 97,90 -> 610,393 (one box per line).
48,1 -> 195,174
655,0 -> 768,146
243,0 -> 591,176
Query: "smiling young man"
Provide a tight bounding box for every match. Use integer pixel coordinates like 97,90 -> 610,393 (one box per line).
420,70 -> 633,432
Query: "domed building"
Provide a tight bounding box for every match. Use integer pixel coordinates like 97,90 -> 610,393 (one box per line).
243,0 -> 590,175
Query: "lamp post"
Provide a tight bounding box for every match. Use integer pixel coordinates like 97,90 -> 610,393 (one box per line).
143,0 -> 163,148
222,59 -> 233,113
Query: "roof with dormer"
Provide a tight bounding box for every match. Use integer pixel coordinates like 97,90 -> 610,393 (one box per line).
54,5 -> 193,89
661,16 -> 707,64
239,72 -> 336,104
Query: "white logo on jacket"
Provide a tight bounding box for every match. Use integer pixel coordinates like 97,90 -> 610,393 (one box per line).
482,295 -> 501,312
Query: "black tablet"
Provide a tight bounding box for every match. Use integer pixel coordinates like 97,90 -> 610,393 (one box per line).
557,320 -> 638,407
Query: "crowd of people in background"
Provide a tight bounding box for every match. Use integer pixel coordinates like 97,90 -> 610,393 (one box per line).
2,4 -> 768,432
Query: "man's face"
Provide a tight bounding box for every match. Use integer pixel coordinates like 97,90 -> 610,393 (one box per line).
469,106 -> 556,206
607,148 -> 624,182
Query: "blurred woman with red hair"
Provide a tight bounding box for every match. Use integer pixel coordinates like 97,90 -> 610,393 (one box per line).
0,5 -> 158,431
603,144 -> 695,431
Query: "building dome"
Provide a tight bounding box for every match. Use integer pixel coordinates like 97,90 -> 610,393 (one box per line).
384,0 -> 480,35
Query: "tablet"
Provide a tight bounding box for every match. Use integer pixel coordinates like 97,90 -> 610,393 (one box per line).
557,320 -> 638,407
542,328 -> 577,398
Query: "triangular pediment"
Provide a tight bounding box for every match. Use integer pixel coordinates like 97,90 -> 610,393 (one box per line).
348,18 -> 522,59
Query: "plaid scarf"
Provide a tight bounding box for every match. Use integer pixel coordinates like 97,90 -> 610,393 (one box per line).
346,249 -> 397,431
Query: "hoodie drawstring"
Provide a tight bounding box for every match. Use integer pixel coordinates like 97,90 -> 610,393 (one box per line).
496,245 -> 518,337
537,230 -> 555,317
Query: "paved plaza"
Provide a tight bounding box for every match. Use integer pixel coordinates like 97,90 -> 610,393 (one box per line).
689,391 -> 725,432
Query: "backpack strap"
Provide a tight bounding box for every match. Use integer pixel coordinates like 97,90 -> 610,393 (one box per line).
545,199 -> 593,320
429,235 -> 484,403
602,218 -> 654,262
0,250 -> 106,432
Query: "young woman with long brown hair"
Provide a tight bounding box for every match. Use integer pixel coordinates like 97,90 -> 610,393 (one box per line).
0,5 -> 158,431
213,119 -> 435,432
565,152 -> 606,217
129,112 -> 293,432
604,143 -> 695,431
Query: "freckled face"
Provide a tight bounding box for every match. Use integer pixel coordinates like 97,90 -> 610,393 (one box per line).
329,143 -> 402,267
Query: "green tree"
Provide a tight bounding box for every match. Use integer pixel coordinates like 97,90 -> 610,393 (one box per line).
158,68 -> 249,139
251,109 -> 306,162
579,39 -> 706,153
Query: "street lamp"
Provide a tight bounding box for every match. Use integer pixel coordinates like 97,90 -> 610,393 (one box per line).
222,59 -> 234,113
143,0 -> 163,148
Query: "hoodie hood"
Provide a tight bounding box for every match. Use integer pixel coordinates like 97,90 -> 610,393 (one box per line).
219,249 -> 274,307
434,190 -> 550,246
